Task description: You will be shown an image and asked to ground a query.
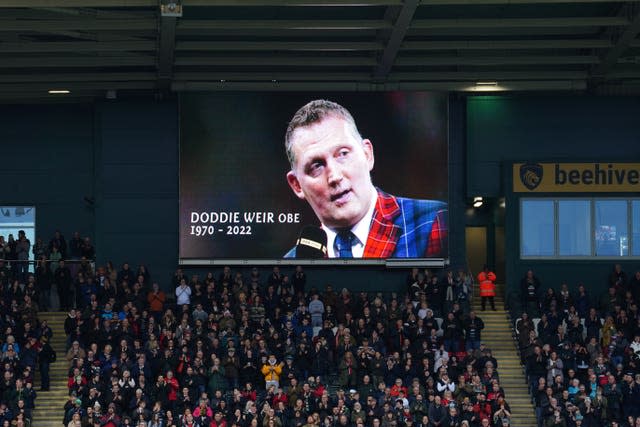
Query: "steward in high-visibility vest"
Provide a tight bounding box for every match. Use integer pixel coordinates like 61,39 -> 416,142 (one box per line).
477,265 -> 497,310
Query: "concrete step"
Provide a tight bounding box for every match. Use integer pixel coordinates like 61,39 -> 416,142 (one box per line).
32,313 -> 71,426
475,303 -> 536,425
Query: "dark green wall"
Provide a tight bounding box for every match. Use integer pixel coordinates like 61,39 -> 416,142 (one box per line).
466,95 -> 640,310
94,100 -> 179,286
0,104 -> 95,243
0,100 -> 179,287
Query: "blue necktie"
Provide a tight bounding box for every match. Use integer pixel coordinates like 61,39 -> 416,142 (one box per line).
335,230 -> 355,258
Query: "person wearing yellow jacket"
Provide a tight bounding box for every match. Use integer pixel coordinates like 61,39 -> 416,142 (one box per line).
261,354 -> 284,390
477,265 -> 497,311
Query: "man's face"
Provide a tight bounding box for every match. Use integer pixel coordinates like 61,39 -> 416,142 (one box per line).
286,115 -> 375,229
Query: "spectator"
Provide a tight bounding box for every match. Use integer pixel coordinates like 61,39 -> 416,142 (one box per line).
262,355 -> 284,391
308,294 -> 325,328
49,230 -> 67,259
54,260 -> 72,311
521,270 -> 541,315
175,278 -> 191,309
463,311 -> 484,352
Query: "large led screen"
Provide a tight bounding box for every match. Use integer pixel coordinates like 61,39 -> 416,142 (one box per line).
180,92 -> 448,262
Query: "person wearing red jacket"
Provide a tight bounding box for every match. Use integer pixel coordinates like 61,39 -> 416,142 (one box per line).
210,412 -> 228,427
473,392 -> 492,421
390,378 -> 408,397
477,265 -> 497,311
272,388 -> 289,407
165,370 -> 179,409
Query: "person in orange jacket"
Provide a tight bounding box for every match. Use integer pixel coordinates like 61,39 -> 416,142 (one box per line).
477,265 -> 497,311
261,354 -> 283,390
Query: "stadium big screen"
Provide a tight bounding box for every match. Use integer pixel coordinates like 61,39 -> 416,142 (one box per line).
179,92 -> 448,263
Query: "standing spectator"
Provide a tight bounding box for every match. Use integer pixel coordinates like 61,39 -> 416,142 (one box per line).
477,266 -> 497,311
55,260 -> 73,311
147,283 -> 166,321
442,312 -> 463,353
68,232 -> 83,261
309,294 -> 325,328
81,238 -> 95,261
16,230 -> 30,282
464,311 -> 484,351
38,335 -> 56,391
261,354 -> 283,390
268,266 -> 284,289
175,278 -> 191,309
49,245 -> 62,275
35,256 -> 52,311
520,270 -> 541,315
117,262 -> 136,287
427,275 -> 444,316
609,264 -> 627,292
49,230 -> 67,259
5,234 -> 17,275
546,352 -> 563,384
292,266 -> 306,297
32,237 -> 48,261
338,351 -> 357,390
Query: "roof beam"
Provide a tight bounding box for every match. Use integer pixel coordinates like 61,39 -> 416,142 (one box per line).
0,41 -> 156,52
182,0 -> 402,5
176,41 -> 384,51
175,56 -> 377,66
0,19 -> 156,31
174,55 -> 598,67
180,0 -> 630,4
171,80 -> 586,92
402,39 -> 613,50
174,72 -> 373,81
420,0 -> 636,3
175,17 -> 629,31
0,72 -> 156,82
395,55 -> 599,65
0,56 -> 155,67
412,17 -> 629,29
0,0 -> 154,7
593,3 -> 640,76
0,81 -> 156,92
172,70 -> 589,81
178,20 -> 391,30
0,0 -> 626,6
374,0 -> 419,79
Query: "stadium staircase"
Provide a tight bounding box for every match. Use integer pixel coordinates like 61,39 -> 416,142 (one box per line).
32,311 -> 69,427
473,284 -> 536,427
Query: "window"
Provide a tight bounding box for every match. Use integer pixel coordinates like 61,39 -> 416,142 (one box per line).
558,200 -> 591,256
521,200 -> 554,256
0,207 -> 36,272
594,200 -> 627,256
633,201 -> 640,256
521,198 -> 640,258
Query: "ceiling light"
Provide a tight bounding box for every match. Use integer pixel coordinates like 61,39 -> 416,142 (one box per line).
473,197 -> 484,208
48,89 -> 70,95
476,81 -> 498,86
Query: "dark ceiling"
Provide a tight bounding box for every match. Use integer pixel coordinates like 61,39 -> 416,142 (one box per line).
2,0 -> 640,102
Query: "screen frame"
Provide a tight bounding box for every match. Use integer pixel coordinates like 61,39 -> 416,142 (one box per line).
178,92 -> 450,266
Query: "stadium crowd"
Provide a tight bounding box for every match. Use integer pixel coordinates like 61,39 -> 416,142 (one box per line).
518,265 -> 640,427
45,253 -> 519,427
5,228 -> 640,427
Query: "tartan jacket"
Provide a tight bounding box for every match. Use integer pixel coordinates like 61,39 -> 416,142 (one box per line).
285,189 -> 448,258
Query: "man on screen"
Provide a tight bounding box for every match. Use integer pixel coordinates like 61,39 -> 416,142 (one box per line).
284,99 -> 447,258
